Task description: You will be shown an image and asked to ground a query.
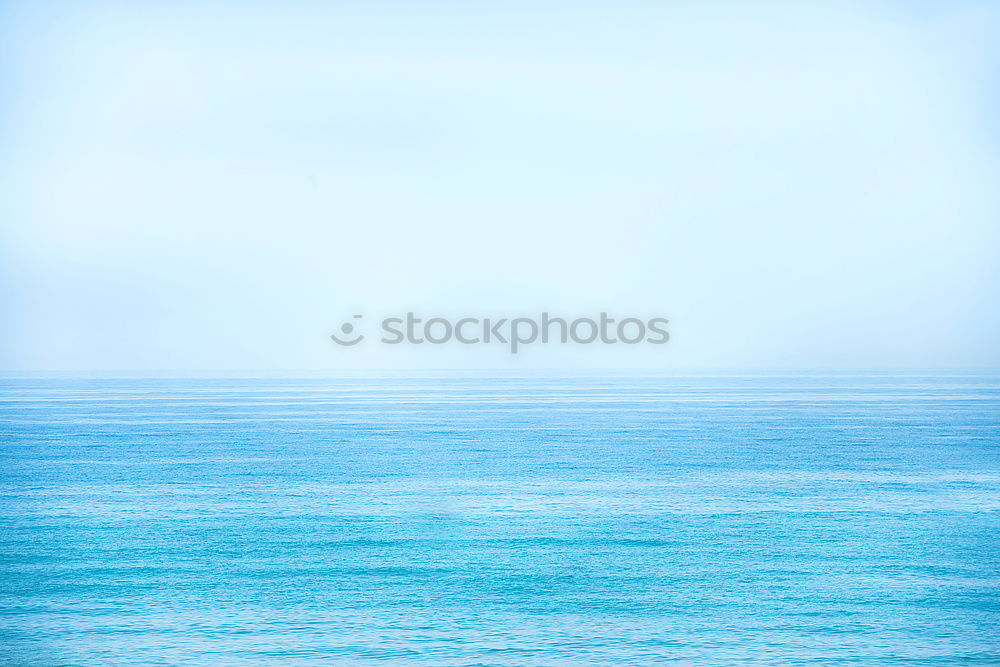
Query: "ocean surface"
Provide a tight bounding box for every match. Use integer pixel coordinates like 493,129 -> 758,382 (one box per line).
1,373 -> 999,665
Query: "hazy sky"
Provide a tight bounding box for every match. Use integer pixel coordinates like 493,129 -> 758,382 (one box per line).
1,0 -> 998,371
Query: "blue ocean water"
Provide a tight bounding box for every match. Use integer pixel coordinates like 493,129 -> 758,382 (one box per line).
1,373 -> 999,665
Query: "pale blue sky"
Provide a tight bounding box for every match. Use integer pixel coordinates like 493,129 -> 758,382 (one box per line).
1,0 -> 998,370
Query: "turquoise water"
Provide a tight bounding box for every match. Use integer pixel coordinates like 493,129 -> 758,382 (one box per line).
1,374 -> 999,665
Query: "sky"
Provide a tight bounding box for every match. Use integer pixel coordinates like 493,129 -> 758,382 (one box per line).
1,0 -> 998,371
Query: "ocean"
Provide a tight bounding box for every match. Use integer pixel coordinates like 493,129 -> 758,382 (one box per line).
1,373 -> 999,665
